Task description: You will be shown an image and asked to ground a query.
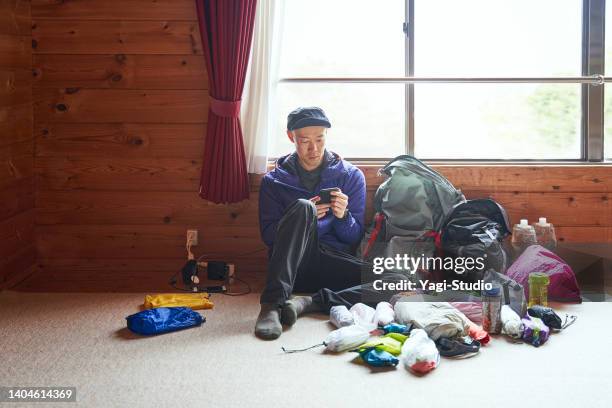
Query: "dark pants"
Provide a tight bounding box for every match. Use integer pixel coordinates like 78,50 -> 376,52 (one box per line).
260,199 -> 406,312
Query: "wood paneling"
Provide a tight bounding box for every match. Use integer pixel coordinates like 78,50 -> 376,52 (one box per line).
0,104 -> 33,147
358,165 -> 612,193
34,88 -> 209,123
0,35 -> 31,68
17,0 -> 612,293
0,1 -> 35,289
36,224 -> 264,259
24,1 -> 226,292
0,178 -> 34,221
0,140 -> 34,189
36,191 -> 259,226
32,0 -> 197,21
0,0 -> 31,36
33,54 -> 208,89
32,20 -> 203,54
36,156 -> 201,191
35,123 -> 204,158
0,69 -> 32,107
1,246 -> 37,287
0,210 -> 35,262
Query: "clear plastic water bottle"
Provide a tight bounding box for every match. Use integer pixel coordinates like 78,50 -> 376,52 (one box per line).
511,219 -> 537,256
482,284 -> 502,334
533,217 -> 557,251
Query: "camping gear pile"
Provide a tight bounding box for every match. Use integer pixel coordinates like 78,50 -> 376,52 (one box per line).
285,155 -> 580,375
282,291 -> 576,375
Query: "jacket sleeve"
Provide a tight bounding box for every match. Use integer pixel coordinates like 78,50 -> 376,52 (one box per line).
332,167 -> 366,245
258,176 -> 284,248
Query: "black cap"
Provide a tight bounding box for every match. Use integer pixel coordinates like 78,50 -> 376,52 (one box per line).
286,107 -> 331,131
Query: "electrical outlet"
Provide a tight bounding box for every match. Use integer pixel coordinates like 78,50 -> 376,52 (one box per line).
187,229 -> 198,246
228,264 -> 235,285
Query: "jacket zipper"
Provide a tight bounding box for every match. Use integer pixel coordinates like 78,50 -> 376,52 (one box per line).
272,179 -> 311,194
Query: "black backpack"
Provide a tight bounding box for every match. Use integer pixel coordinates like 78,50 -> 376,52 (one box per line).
440,198 -> 512,281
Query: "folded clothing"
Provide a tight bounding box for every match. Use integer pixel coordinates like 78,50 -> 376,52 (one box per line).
394,302 -> 469,341
144,293 -> 214,310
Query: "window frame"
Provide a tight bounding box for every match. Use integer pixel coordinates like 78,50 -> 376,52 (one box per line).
276,0 -> 609,163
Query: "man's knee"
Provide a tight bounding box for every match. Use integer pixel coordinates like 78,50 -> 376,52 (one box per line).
285,198 -> 317,218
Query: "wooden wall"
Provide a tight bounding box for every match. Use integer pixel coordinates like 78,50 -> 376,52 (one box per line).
0,0 -> 35,289
8,0 -> 612,292
21,0 -> 267,292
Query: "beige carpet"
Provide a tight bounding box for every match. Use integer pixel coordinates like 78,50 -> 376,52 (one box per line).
0,291 -> 610,408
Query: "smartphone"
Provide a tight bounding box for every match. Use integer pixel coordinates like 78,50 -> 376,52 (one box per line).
317,187 -> 340,204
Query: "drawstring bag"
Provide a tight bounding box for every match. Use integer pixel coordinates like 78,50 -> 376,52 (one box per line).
501,305 -> 524,339
330,305 -> 355,328
350,303 -> 376,329
126,307 -> 204,335
507,245 -> 581,303
400,329 -> 440,375
383,323 -> 411,335
527,305 -> 577,330
282,325 -> 372,354
373,302 -> 395,327
358,348 -> 399,367
521,315 -> 550,347
324,325 -> 372,352
143,293 -> 214,310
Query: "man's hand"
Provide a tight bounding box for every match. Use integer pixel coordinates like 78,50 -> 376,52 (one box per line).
310,196 -> 332,219
330,190 -> 349,219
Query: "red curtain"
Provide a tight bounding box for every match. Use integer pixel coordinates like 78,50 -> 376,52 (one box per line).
195,0 -> 257,203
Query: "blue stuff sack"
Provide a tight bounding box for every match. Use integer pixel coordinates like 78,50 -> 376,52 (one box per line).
359,348 -> 399,367
126,307 -> 204,335
383,323 -> 411,335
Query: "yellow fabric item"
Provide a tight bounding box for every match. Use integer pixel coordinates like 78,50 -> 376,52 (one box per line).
144,293 -> 214,310
356,333 -> 407,356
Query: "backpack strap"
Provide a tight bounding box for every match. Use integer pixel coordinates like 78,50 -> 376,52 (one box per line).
363,212 -> 385,258
424,230 -> 442,249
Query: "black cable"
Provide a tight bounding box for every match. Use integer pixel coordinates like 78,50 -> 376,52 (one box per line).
169,247 -> 264,296
168,267 -> 252,296
223,276 -> 251,296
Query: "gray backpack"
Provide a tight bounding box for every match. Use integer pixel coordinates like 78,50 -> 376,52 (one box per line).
359,156 -> 466,267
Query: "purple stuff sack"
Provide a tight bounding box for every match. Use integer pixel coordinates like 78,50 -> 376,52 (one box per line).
521,315 -> 550,347
507,245 -> 581,303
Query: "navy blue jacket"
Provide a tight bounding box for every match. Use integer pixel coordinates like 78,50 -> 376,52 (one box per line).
258,151 -> 366,255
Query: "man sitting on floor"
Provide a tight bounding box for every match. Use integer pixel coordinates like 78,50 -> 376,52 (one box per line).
255,106 -> 371,340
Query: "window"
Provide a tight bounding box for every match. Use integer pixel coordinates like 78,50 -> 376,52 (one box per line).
273,0 -> 607,161
606,0 -> 612,159
273,0 -> 405,158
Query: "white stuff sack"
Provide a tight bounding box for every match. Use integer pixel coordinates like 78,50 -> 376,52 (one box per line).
501,304 -> 524,339
324,325 -> 371,352
329,305 -> 354,328
373,302 -> 395,326
400,329 -> 440,374
349,303 -> 376,329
